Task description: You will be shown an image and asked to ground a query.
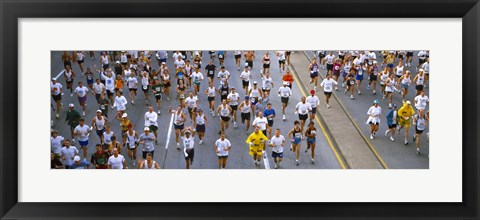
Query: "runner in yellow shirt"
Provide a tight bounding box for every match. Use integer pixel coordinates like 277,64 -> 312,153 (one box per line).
246,126 -> 268,167
397,100 -> 415,145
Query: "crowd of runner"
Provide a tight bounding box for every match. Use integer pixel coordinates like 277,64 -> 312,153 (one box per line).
51,50 -> 429,169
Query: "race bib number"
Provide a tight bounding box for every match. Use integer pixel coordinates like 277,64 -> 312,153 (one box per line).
219,54 -> 224,59
143,85 -> 148,90
107,79 -> 112,84
209,70 -> 213,75
100,105 -> 105,110
87,75 -> 93,80
222,91 -> 227,95
295,133 -> 301,138
180,94 -> 185,99
325,85 -> 331,90
155,87 -> 161,92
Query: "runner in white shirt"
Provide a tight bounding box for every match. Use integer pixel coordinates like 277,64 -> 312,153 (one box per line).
50,130 -> 64,157
126,73 -> 138,105
414,91 -> 429,111
108,148 -> 127,169
324,51 -> 335,76
383,74 -> 397,108
366,100 -> 382,140
238,96 -> 253,134
75,51 -> 86,72
367,51 -> 377,67
144,105 -> 159,144
75,82 -> 89,116
240,66 -> 252,95
138,152 -> 160,169
320,74 -> 338,108
100,69 -> 116,107
278,82 -> 292,120
417,50 -> 428,69
204,82 -> 218,116
180,127 -> 196,169
234,50 -> 242,70
227,88 -> 240,128
172,51 -> 183,60
215,132 -> 232,169
124,126 -> 139,166
421,58 -> 430,87
102,125 -> 114,150
216,100 -> 233,134
276,51 -> 286,72
140,71 -> 150,104
398,70 -> 412,102
252,112 -> 269,136
92,79 -> 105,101
191,68 -> 204,96
295,96 -> 312,129
113,90 -> 128,120
306,90 -> 320,123
413,109 -> 428,154
60,139 -> 79,168
413,69 -> 426,96
193,109 -> 208,145
184,92 -> 198,123
269,129 -> 285,169
217,66 -> 230,86
261,72 -> 275,98
91,110 -> 108,145
51,78 -> 63,118
73,119 -> 91,159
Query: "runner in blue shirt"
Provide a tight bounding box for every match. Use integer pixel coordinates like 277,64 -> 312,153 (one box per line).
263,103 -> 276,139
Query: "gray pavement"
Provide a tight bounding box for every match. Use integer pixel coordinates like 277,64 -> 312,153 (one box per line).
51,51 -> 342,169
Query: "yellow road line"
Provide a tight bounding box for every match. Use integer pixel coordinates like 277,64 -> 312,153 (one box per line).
299,52 -> 389,169
289,67 -> 347,169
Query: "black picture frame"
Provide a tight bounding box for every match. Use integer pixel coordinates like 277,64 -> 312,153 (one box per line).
1,0 -> 478,219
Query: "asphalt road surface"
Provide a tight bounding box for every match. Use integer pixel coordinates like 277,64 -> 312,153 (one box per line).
51,51 -> 343,169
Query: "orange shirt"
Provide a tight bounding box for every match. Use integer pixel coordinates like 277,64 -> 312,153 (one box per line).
115,79 -> 123,89
282,74 -> 294,83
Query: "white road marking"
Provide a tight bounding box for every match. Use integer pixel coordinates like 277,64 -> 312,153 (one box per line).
165,113 -> 175,149
53,69 -> 65,80
262,150 -> 270,169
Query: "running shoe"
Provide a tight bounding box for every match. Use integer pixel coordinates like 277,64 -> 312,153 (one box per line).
157,110 -> 161,115
390,136 -> 395,142
327,104 -> 330,108
385,130 -> 389,136
295,160 -> 299,166
274,163 -> 278,169
311,158 -> 315,164
176,142 -> 180,150
350,95 -> 354,99
56,113 -> 60,118
199,140 -> 203,145
404,139 -> 408,145
370,134 -> 374,140
413,134 -> 416,142
282,115 -> 286,121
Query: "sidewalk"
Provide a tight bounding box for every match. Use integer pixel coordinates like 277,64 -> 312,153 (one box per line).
289,52 -> 384,169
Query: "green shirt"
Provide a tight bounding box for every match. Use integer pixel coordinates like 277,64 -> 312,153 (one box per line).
151,83 -> 163,95
66,110 -> 81,126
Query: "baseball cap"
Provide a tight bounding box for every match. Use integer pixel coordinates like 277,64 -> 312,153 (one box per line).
73,156 -> 81,162
96,110 -> 102,113
122,113 -> 128,118
283,82 -> 288,85
406,101 -> 411,105
144,127 -> 150,131
68,103 -> 74,107
393,104 -> 397,108
253,81 -> 257,84
51,78 -> 56,81
373,100 -> 379,104
373,61 -> 377,64
161,62 -> 166,65
310,90 -> 315,95
245,96 -> 250,100
116,61 -> 120,64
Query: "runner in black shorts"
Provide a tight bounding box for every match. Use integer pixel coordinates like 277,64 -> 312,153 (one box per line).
204,59 -> 217,84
